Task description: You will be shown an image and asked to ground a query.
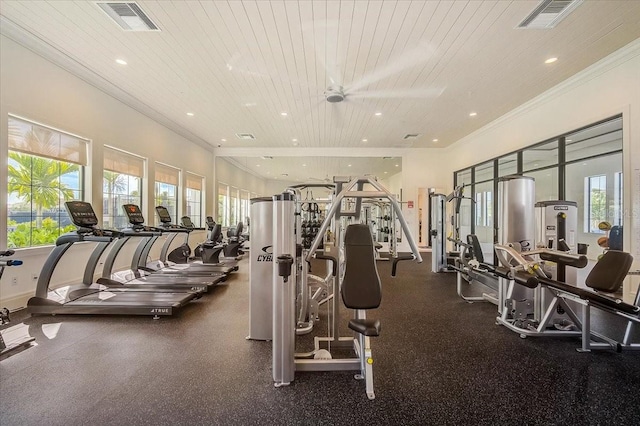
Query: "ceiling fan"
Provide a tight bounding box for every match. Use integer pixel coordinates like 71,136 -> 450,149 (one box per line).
316,41 -> 446,107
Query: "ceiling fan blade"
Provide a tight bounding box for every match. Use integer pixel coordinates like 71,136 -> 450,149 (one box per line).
348,87 -> 446,99
345,43 -> 437,93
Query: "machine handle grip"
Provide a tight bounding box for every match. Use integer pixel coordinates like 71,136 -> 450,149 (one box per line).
0,259 -> 23,266
0,250 -> 16,257
391,255 -> 414,277
315,253 -> 337,277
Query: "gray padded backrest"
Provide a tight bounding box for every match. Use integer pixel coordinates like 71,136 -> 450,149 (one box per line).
210,224 -> 222,243
236,222 -> 244,235
586,250 -> 633,293
467,234 -> 484,263
341,224 -> 382,309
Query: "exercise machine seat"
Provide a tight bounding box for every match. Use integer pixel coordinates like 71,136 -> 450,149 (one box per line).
341,224 -> 382,337
585,250 -> 633,293
348,318 -> 381,337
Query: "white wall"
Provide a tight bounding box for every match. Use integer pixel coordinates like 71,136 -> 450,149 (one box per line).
399,149 -> 449,252
215,157 -> 268,197
0,35 -> 215,309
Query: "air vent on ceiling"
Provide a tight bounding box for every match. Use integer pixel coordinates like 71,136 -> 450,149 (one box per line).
517,0 -> 583,29
97,2 -> 160,31
236,133 -> 256,140
403,133 -> 420,140
261,156 -> 273,160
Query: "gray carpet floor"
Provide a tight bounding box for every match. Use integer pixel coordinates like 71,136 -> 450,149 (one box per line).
1,255 -> 639,425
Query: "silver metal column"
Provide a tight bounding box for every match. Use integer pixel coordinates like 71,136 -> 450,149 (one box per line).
431,193 -> 446,272
272,193 -> 296,387
497,175 -> 536,312
247,197 -> 274,341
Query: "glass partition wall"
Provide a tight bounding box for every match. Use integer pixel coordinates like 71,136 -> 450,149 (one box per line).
453,115 -> 623,262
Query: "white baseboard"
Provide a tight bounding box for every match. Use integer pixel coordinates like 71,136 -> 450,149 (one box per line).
0,291 -> 32,312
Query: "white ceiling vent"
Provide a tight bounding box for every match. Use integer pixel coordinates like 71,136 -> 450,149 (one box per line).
97,2 -> 160,31
236,133 -> 256,140
403,133 -> 420,140
517,0 -> 583,29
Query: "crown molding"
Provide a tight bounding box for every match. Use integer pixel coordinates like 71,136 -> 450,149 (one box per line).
0,16 -> 214,153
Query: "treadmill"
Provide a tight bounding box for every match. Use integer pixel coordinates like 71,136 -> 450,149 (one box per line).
27,201 -> 197,318
99,205 -> 227,288
123,205 -> 235,276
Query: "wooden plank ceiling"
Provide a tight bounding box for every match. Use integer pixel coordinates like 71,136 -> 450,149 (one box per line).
1,1 -> 639,181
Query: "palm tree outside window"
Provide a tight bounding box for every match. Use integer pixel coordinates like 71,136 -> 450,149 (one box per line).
6,115 -> 87,248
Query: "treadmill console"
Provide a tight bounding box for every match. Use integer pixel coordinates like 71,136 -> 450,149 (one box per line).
65,201 -> 99,227
122,204 -> 146,225
155,206 -> 173,224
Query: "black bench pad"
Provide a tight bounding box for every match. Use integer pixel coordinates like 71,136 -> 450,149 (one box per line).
349,319 -> 381,336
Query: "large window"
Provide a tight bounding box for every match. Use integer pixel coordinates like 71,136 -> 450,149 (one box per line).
229,186 -> 239,226
7,116 -> 87,248
154,162 -> 180,225
585,175 -> 607,233
240,190 -> 250,226
185,173 -> 203,227
103,147 -> 144,230
217,183 -> 229,227
454,115 -> 623,259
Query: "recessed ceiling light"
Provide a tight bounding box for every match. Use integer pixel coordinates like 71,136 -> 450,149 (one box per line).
545,57 -> 558,64
362,138 -> 368,142
432,139 -> 438,142
469,112 -> 477,117
374,112 -> 382,116
348,164 -> 352,167
395,164 -> 399,167
186,112 -> 194,116
256,164 -> 260,167
221,139 -> 226,142
583,162 -> 588,166
280,112 -> 288,116
302,164 -> 307,167
115,58 -> 127,65
534,163 -> 539,167
384,171 -> 388,174
292,138 -> 297,142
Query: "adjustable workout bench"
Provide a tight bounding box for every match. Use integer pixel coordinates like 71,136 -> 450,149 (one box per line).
496,247 -> 638,352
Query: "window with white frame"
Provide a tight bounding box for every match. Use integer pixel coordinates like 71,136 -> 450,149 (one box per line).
185,173 -> 203,227
474,190 -> 492,227
103,146 -> 144,230
229,186 -> 239,226
240,190 -> 250,226
7,115 -> 87,248
585,175 -> 607,233
614,172 -> 623,227
154,162 -> 180,225
217,183 -> 229,227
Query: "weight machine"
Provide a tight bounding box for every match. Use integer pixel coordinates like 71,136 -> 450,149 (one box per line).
271,176 -> 422,399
